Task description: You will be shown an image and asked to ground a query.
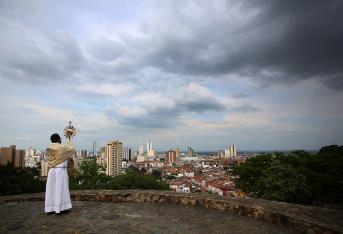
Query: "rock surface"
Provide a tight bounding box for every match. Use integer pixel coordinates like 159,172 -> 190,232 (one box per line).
0,201 -> 294,233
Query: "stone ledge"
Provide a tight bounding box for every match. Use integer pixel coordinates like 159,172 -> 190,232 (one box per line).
1,190 -> 342,233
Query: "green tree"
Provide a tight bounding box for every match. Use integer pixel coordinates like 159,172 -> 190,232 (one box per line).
257,161 -> 311,203
233,154 -> 273,194
69,159 -> 111,190
139,167 -> 147,175
306,145 -> 343,204
151,169 -> 162,180
125,165 -> 139,173
70,160 -> 169,191
233,145 -> 343,206
0,163 -> 45,195
164,174 -> 176,180
113,172 -> 169,190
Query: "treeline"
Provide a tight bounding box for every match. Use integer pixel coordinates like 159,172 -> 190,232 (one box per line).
0,163 -> 45,195
0,160 -> 169,196
233,145 -> 343,206
69,160 -> 169,191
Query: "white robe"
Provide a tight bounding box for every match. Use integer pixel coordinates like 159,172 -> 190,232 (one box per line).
45,160 -> 72,213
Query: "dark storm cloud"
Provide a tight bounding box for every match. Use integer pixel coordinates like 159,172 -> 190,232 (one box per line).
2,0 -> 342,88
88,0 -> 343,89
239,0 -> 343,87
167,0 -> 343,88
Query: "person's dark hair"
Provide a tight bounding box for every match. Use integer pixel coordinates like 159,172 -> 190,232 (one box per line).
50,133 -> 61,143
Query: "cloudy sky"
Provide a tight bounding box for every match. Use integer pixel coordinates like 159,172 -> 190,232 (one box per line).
0,0 -> 342,151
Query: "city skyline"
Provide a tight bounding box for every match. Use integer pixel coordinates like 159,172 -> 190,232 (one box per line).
0,1 -> 343,151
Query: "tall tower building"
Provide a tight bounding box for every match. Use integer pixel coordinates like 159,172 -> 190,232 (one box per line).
0,145 -> 24,168
136,154 -> 145,162
15,149 -> 25,168
146,141 -> 155,158
97,146 -> 106,168
176,148 -> 180,158
225,149 -> 230,158
139,144 -> 144,156
166,150 -> 177,164
106,140 -> 123,177
230,144 -> 237,157
41,160 -> 49,177
147,141 -> 152,151
123,147 -> 132,161
77,150 -> 88,158
0,145 -> 16,166
187,147 -> 194,158
92,141 -> 98,157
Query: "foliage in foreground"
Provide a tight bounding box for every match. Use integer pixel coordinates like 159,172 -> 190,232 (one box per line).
0,163 -> 45,195
69,160 -> 169,191
233,145 -> 343,205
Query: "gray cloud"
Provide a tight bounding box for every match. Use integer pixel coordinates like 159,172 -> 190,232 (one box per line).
0,17 -> 84,83
1,0 -> 342,89
112,109 -> 182,129
180,98 -> 224,113
231,92 -> 249,99
231,104 -> 259,113
106,83 -> 226,129
84,0 -> 343,89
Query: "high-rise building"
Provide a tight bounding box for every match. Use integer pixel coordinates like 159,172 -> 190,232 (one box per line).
96,146 -> 106,168
0,145 -> 25,168
77,149 -> 88,158
123,147 -> 133,161
106,140 -> 123,177
136,154 -> 145,162
41,160 -> 49,177
230,144 -> 237,157
147,149 -> 155,157
15,149 -> 25,168
187,147 -> 194,158
25,147 -> 40,168
139,144 -> 144,156
25,147 -> 36,157
92,141 -> 97,157
176,148 -> 180,158
147,141 -> 152,151
224,149 -> 230,158
0,145 -> 16,166
166,150 -> 177,164
219,150 -> 225,158
146,141 -> 155,158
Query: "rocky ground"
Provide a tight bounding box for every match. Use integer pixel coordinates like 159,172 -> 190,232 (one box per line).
0,201 -> 293,233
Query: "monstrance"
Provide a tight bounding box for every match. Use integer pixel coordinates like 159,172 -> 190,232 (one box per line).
64,121 -> 77,140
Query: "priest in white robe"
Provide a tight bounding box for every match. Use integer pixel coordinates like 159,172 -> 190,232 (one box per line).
45,133 -> 75,214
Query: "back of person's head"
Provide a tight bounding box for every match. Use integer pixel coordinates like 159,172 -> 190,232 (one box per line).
50,133 -> 61,143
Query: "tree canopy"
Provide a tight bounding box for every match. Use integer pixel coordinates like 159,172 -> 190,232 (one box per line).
233,145 -> 343,206
0,163 -> 45,195
70,160 -> 169,191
